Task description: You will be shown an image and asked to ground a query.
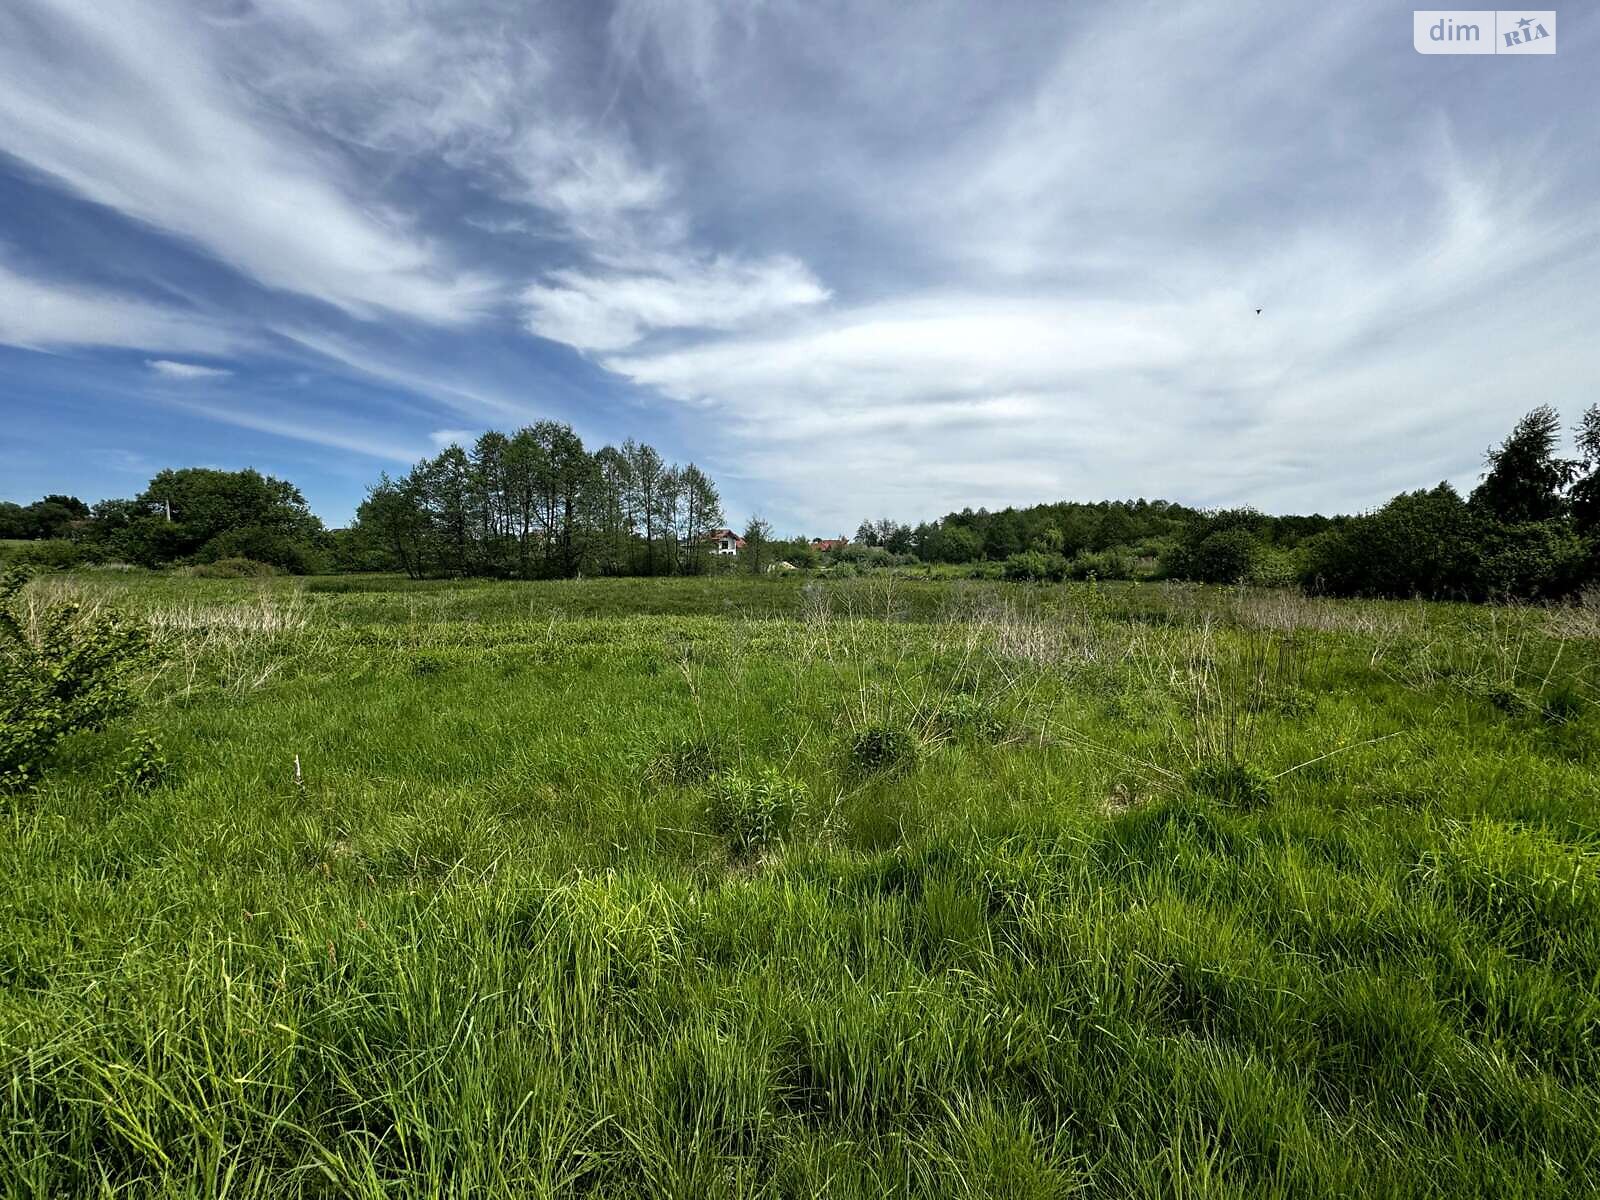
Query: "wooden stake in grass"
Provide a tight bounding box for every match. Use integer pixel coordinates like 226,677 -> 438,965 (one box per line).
293,753 -> 304,795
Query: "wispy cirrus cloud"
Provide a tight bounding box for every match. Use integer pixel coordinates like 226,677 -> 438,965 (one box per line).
147,359 -> 233,380
0,0 -> 497,324
525,254 -> 829,351
0,258 -> 237,354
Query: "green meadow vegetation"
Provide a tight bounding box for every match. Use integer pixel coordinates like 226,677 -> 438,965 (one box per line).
3,571 -> 1599,1197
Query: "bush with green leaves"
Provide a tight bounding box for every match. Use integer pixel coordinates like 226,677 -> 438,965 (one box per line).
1001,550 -> 1068,583
0,538 -> 102,572
115,729 -> 170,793
0,570 -> 152,791
706,766 -> 808,855
932,692 -> 1006,742
848,726 -> 918,777
1064,547 -> 1134,581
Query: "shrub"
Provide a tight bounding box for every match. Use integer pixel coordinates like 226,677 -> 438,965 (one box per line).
199,528 -> 327,575
1247,545 -> 1300,588
1471,519 -> 1588,601
1186,529 -> 1259,584
707,766 -> 807,855
0,539 -> 101,572
849,726 -> 917,777
0,570 -> 152,791
932,693 -> 1005,741
1002,550 -> 1067,583
1065,547 -> 1134,581
115,729 -> 170,792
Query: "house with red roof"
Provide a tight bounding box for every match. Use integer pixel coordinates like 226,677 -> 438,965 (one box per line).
706,528 -> 746,556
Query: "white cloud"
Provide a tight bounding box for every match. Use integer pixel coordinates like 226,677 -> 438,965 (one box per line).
525,255 -> 829,351
0,0 -> 496,324
275,327 -> 533,421
0,260 -> 237,354
147,359 -> 233,380
428,428 -> 477,449
603,164 -> 1600,527
158,398 -> 423,464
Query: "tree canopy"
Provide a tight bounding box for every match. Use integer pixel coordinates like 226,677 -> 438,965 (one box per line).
353,424 -> 725,579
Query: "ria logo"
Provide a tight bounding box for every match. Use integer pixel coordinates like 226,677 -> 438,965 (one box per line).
1413,10 -> 1556,54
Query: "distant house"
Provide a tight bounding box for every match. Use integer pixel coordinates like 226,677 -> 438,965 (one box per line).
706,528 -> 746,556
811,536 -> 849,552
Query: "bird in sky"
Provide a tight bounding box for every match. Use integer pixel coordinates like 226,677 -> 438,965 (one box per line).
1255,308 -> 1263,315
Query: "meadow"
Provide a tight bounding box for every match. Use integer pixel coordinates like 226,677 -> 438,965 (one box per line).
3,572 -> 1598,1197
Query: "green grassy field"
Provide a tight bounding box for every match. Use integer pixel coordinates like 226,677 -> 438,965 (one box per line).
4,573 -> 1599,1197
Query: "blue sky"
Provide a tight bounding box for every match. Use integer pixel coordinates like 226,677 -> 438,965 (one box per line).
1,1 -> 1596,533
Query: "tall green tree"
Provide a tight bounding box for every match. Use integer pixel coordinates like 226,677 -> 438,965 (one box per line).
591,446 -> 634,576
741,515 -> 772,575
1471,405 -> 1576,523
674,464 -> 724,575
418,448 -> 473,577
503,427 -> 545,579
354,475 -> 429,578
102,468 -> 324,571
469,432 -> 512,576
623,439 -> 666,575
1568,404 -> 1600,535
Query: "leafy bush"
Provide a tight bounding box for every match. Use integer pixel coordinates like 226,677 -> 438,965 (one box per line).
0,570 -> 152,791
1065,547 -> 1134,581
932,693 -> 1005,741
199,527 -> 327,575
115,729 -> 170,792
1471,520 -> 1588,601
1247,545 -> 1300,588
707,766 -> 808,855
849,726 -> 918,777
0,539 -> 102,572
1300,485 -> 1588,601
1185,528 -> 1259,584
1002,550 -> 1068,582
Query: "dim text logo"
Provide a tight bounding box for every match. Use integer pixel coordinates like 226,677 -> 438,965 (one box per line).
1414,11 -> 1556,54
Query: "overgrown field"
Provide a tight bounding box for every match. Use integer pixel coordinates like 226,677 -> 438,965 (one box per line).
4,574 -> 1599,1197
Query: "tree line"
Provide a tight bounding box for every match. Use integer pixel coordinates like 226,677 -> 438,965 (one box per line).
351,424 -> 726,579
1,468 -> 325,573
843,405 -> 1600,600
8,404 -> 1600,601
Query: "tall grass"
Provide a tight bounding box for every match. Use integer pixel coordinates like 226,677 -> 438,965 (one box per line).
2,573 -> 1597,1196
